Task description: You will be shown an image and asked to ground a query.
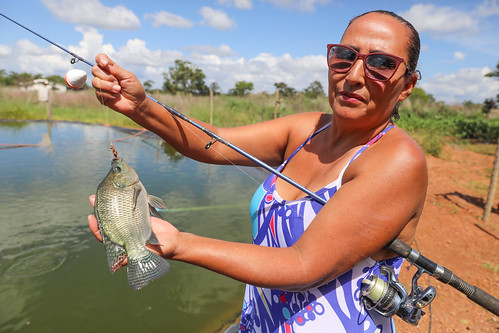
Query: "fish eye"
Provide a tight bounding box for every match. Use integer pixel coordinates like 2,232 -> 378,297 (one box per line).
113,166 -> 121,173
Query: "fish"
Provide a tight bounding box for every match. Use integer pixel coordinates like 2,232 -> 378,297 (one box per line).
95,157 -> 170,290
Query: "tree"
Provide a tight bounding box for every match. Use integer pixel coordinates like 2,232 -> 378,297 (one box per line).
485,62 -> 499,79
229,81 -> 253,96
209,82 -> 221,95
483,62 -> 499,114
482,98 -> 496,117
190,67 -> 210,95
45,74 -> 65,85
274,82 -> 297,97
9,71 -> 41,87
0,69 -> 10,85
409,87 -> 435,104
143,80 -> 154,92
303,81 -> 325,99
162,59 -> 209,95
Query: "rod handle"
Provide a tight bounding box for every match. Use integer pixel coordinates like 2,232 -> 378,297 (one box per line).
386,239 -> 499,316
439,270 -> 499,316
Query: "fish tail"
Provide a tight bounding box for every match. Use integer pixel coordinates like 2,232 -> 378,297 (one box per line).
127,251 -> 170,291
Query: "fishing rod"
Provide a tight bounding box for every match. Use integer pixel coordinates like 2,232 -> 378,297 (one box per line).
0,11 -> 319,207
2,11 -> 498,324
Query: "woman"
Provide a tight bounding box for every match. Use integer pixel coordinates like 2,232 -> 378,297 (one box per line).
89,10 -> 427,332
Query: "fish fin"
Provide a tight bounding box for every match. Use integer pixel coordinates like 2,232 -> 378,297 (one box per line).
149,205 -> 163,218
146,231 -> 161,245
148,195 -> 167,210
96,209 -> 127,273
133,187 -> 143,210
127,251 -> 170,291
148,195 -> 167,218
104,242 -> 127,274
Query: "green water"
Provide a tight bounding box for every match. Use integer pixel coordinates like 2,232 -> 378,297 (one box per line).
0,121 -> 265,332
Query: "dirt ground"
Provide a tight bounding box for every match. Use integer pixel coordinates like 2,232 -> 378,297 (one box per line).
393,144 -> 499,332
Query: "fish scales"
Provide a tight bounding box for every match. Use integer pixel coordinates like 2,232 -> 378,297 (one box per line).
95,157 -> 169,290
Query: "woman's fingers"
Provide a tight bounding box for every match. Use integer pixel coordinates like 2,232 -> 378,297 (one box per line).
88,195 -> 102,242
88,214 -> 103,242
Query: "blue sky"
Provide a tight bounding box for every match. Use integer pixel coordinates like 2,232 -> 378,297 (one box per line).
1,0 -> 498,104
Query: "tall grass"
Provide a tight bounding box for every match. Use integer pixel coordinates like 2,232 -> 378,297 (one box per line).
1,86 -> 495,157
0,87 -> 136,127
0,87 -> 330,127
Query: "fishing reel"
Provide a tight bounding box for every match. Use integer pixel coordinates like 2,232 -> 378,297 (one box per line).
361,265 -> 436,325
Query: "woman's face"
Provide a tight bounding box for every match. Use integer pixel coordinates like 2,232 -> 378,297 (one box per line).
328,13 -> 416,127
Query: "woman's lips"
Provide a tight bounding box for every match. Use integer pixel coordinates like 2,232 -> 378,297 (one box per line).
339,91 -> 365,103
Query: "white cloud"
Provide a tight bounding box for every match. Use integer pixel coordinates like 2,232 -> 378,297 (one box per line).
144,11 -> 194,29
217,0 -> 253,9
41,0 -> 140,30
420,67 -> 499,104
68,26 -> 116,62
262,0 -> 330,12
4,39 -> 73,75
454,51 -> 466,60
399,4 -> 478,37
191,52 -> 327,93
0,45 -> 12,57
473,0 -> 499,17
115,39 -> 182,67
184,44 -> 236,56
199,7 -> 237,30
0,27 -> 115,78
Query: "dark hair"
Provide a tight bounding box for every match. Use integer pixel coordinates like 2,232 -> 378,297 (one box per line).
345,10 -> 421,120
346,10 -> 420,76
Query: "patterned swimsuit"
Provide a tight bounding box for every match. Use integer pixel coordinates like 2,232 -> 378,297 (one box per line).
239,123 -> 403,333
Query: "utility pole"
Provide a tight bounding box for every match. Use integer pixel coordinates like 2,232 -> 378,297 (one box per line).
209,88 -> 214,125
274,87 -> 280,119
483,136 -> 499,222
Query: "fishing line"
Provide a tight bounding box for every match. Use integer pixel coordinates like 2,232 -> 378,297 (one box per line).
2,12 -> 498,319
0,12 -> 324,205
97,84 -> 112,152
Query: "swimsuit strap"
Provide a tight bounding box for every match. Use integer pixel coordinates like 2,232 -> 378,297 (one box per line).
337,125 -> 395,185
277,122 -> 331,171
349,125 -> 395,163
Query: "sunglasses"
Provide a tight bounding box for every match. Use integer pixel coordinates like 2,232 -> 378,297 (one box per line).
327,44 -> 408,81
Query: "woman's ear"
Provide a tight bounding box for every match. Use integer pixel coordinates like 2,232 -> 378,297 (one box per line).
398,72 -> 418,102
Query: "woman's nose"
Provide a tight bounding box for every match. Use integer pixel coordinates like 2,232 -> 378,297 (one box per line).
344,58 -> 366,86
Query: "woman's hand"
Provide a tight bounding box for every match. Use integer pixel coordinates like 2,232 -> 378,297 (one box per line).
87,195 -> 180,267
91,54 -> 149,118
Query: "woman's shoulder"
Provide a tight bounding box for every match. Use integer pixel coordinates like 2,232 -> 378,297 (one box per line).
280,111 -> 331,126
283,112 -> 332,137
364,126 -> 427,174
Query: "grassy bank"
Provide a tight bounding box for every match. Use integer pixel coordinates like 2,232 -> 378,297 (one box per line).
0,87 -> 330,128
1,86 -> 497,157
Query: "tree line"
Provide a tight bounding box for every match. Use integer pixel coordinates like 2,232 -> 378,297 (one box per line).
0,59 -> 325,98
2,60 -> 497,106
160,59 -> 325,98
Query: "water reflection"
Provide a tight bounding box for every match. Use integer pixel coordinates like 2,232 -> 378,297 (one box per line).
0,121 -> 265,332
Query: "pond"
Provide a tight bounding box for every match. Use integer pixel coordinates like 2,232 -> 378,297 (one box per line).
0,121 -> 267,332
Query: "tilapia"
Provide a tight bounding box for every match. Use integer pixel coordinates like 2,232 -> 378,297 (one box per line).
95,157 -> 170,290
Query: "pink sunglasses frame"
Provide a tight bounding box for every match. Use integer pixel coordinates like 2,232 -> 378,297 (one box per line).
327,44 -> 408,81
